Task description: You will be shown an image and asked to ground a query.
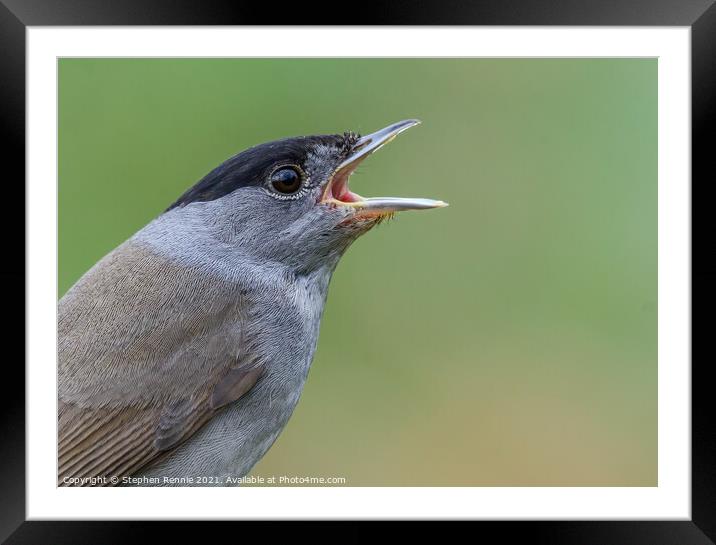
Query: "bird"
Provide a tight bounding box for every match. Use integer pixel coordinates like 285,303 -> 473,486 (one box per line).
58,119 -> 446,487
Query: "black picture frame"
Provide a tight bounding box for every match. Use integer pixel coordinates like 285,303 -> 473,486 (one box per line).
2,1 -> 712,542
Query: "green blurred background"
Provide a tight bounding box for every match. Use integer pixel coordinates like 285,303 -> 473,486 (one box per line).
58,58 -> 657,486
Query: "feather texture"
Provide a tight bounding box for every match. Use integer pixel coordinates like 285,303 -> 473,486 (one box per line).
58,240 -> 262,486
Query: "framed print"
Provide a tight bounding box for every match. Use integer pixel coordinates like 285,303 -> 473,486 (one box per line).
3,0 -> 713,542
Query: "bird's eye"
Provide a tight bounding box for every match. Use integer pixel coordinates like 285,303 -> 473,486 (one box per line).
269,167 -> 303,195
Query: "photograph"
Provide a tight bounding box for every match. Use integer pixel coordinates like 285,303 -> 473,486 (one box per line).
57,57 -> 657,488
2,6 -> 708,540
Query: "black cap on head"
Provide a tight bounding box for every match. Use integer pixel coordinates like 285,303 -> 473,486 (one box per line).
166,132 -> 360,211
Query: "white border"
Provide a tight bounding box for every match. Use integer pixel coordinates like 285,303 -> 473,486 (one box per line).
27,27 -> 691,519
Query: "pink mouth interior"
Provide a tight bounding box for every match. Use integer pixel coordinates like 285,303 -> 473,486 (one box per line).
325,169 -> 362,203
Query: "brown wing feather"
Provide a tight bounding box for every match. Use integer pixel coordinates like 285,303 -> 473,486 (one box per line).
58,401 -> 158,485
58,239 -> 262,487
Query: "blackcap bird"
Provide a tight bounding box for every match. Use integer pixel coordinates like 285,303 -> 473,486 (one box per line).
58,119 -> 446,486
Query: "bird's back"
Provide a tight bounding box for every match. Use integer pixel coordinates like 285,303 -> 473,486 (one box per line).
58,231 -> 328,486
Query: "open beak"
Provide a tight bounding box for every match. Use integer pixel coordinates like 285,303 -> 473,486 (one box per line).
320,119 -> 448,214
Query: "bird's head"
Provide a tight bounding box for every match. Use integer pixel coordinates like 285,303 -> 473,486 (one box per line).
165,120 -> 446,271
